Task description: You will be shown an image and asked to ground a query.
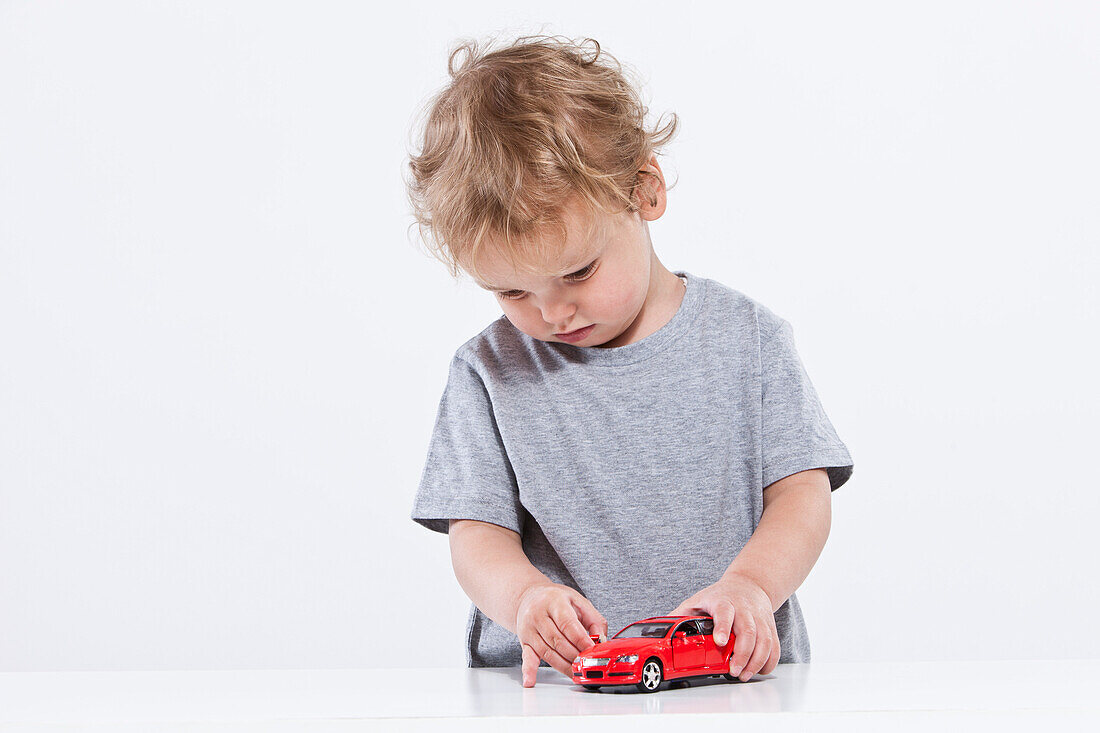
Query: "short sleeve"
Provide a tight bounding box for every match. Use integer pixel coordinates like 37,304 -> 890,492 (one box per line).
410,355 -> 524,535
760,318 -> 854,491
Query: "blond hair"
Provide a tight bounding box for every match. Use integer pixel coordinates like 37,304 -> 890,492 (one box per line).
405,34 -> 679,283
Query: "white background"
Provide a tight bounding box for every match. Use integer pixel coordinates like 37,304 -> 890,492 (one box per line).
1,0 -> 1097,672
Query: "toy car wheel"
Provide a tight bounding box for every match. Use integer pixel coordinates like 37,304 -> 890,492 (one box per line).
636,658 -> 663,693
582,684 -> 601,691
723,656 -> 738,681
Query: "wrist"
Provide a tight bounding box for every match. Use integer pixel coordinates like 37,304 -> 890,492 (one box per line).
720,568 -> 778,611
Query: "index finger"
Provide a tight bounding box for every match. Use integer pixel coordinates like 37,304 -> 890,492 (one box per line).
711,602 -> 735,647
549,601 -> 597,659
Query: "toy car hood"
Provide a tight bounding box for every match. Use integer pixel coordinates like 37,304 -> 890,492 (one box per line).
581,637 -> 660,657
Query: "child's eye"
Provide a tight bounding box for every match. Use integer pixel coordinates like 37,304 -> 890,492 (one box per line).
565,261 -> 599,281
495,261 -> 598,300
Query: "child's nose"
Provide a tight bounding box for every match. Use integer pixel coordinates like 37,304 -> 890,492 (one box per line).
540,300 -> 577,330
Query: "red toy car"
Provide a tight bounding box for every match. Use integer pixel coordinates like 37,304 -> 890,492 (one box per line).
572,615 -> 739,693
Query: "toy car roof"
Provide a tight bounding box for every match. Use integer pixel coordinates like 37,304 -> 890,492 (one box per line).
635,615 -> 710,622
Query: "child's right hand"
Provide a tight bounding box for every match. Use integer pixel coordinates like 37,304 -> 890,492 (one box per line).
515,582 -> 608,687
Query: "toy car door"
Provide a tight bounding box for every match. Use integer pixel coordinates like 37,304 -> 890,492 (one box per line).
670,619 -> 706,669
698,617 -> 727,667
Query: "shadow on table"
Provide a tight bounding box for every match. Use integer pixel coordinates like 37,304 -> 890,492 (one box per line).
468,665 -> 810,717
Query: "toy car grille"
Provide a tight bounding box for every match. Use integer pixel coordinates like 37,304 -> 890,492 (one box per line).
584,671 -> 604,679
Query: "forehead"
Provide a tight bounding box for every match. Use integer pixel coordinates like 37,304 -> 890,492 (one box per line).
472,201 -> 610,290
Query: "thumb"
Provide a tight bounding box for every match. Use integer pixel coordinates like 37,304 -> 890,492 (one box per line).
572,595 -> 608,643
521,643 -> 539,688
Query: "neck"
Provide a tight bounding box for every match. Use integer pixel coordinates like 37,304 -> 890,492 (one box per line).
595,258 -> 685,349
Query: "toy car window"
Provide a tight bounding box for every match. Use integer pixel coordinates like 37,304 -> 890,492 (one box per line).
699,618 -> 715,635
613,622 -> 674,639
677,620 -> 701,636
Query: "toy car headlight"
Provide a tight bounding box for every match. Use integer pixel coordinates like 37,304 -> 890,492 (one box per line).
582,657 -> 610,667
615,654 -> 639,664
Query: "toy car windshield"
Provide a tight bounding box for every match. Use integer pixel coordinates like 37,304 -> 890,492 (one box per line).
613,622 -> 674,639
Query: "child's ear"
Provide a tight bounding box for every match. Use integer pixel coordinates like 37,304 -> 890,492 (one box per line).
634,176 -> 666,221
631,152 -> 666,216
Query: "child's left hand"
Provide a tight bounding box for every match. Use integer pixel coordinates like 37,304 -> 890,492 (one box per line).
667,572 -> 780,682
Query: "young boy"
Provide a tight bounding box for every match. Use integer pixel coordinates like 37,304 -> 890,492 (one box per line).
406,35 -> 853,688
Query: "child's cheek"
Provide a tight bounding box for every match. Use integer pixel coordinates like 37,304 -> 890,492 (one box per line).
595,285 -> 635,321
502,304 -> 543,338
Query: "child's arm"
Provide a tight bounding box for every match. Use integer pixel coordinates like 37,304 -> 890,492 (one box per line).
448,519 -> 608,686
724,467 -> 832,615
448,519 -> 553,633
667,468 -> 832,680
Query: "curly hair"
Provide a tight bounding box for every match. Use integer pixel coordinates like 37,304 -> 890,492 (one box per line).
405,33 -> 679,284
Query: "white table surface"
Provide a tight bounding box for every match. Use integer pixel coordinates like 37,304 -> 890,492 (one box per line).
1,660 -> 1097,732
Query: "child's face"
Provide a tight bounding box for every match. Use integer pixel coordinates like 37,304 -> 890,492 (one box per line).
471,164 -> 675,349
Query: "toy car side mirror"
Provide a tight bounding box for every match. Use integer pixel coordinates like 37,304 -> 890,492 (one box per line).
672,631 -> 686,639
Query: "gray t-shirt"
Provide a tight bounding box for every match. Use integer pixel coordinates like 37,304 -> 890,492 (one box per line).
411,270 -> 853,667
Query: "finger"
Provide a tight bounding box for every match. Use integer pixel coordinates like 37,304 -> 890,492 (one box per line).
755,618 -> 780,676
533,624 -> 578,678
728,610 -> 757,677
761,636 -> 781,675
740,629 -> 771,682
541,605 -> 587,661
558,595 -> 603,653
521,643 -> 540,688
588,621 -> 608,643
522,630 -> 573,679
711,601 -> 735,648
578,598 -> 608,642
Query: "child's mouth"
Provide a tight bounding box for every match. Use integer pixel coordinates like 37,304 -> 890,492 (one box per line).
556,324 -> 595,342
